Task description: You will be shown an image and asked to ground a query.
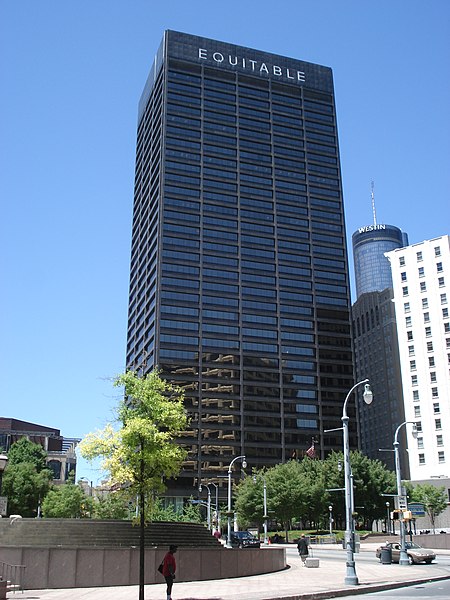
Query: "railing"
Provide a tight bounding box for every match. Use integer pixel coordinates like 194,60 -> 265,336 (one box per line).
0,561 -> 26,593
309,534 -> 337,544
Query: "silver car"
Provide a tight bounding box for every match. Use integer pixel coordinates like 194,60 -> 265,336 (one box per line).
376,541 -> 436,564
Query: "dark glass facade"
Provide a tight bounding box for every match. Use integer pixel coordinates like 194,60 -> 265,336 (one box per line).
352,225 -> 408,298
127,31 -> 356,498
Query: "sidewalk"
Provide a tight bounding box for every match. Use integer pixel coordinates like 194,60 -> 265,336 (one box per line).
12,543 -> 450,600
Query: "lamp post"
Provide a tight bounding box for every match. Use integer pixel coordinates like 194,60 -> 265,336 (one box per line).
253,474 -> 269,545
394,421 -> 417,566
199,483 -> 212,530
227,455 -> 246,548
386,501 -> 391,535
342,379 -> 373,586
328,505 -> 333,536
0,454 -> 8,496
209,482 -> 219,533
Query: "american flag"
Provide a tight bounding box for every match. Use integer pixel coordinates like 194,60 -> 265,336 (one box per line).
306,441 -> 316,459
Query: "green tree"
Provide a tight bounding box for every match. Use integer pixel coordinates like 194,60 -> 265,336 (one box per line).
410,484 -> 447,533
2,438 -> 52,517
6,437 -> 48,471
91,492 -> 131,520
2,463 -> 51,517
41,482 -> 92,518
79,369 -> 188,600
235,470 -> 267,529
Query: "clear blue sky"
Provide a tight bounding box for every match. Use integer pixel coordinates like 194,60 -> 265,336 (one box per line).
1,1 -> 449,482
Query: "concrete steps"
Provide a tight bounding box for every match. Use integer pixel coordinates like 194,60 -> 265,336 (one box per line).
0,519 -> 221,548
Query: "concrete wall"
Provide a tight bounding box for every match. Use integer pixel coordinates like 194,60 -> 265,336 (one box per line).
0,546 -> 286,590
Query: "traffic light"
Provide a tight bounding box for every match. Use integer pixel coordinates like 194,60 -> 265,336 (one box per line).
391,510 -> 400,520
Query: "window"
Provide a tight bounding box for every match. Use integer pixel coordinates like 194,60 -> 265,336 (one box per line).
404,302 -> 410,313
435,246 -> 441,257
438,451 -> 445,464
445,323 -> 450,333
433,403 -> 440,414
420,282 -> 427,292
402,286 -> 409,296
437,435 -> 443,447
427,341 -> 433,352
413,390 -> 419,402
407,331 -> 413,341
411,375 -> 418,386
422,298 -> 429,309
424,312 -> 430,323
405,316 -> 412,327
408,345 -> 415,356
425,326 -> 432,337
447,338 -> 450,349
418,266 -> 425,278
438,277 -> 445,287
417,437 -> 424,449
432,387 -> 438,398
416,251 -> 423,261
401,271 -> 407,282
441,293 -> 447,304
443,308 -> 449,319
416,421 -> 422,432
435,419 -> 442,430
429,356 -> 435,367
414,406 -> 421,418
430,372 -> 437,383
410,360 -> 416,371
437,262 -> 443,273
399,256 -> 405,266
418,453 -> 425,465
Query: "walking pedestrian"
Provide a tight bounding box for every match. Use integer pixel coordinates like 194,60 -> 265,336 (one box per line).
297,534 -> 309,565
162,544 -> 177,600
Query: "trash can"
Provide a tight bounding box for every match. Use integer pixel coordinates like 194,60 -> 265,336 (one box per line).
380,547 -> 392,564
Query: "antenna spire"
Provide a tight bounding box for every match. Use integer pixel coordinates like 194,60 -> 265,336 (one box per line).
371,181 -> 377,226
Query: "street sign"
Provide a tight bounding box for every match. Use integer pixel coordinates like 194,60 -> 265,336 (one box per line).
0,496 -> 7,517
408,502 -> 426,517
396,495 -> 408,510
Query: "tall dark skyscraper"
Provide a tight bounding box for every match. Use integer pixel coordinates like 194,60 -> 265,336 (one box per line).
351,206 -> 408,473
127,31 -> 356,500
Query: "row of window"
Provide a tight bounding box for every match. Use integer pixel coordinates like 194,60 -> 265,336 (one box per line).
407,323 -> 450,342
402,277 -> 445,296
404,294 -> 447,312
400,262 -> 444,281
417,435 -> 445,448
417,451 -> 446,465
415,419 -> 444,432
399,245 -> 442,265
406,308 -> 449,327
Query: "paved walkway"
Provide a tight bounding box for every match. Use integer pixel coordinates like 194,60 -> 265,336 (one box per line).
13,543 -> 450,600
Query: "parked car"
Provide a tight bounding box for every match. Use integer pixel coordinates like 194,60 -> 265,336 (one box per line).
376,541 -> 436,564
230,531 -> 261,548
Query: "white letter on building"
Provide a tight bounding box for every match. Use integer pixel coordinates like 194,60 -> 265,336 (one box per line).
213,52 -> 224,63
297,71 -> 306,82
273,65 -> 282,76
199,48 -> 208,60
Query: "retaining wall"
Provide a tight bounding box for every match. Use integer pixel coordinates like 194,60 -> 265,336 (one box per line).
0,545 -> 286,590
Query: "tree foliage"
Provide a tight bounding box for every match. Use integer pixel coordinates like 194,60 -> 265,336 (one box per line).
41,482 -> 92,518
2,438 -> 52,517
410,484 -> 447,532
79,370 -> 188,510
235,452 -> 397,533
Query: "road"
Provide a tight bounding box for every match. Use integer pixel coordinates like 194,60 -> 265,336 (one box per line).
285,545 -> 450,568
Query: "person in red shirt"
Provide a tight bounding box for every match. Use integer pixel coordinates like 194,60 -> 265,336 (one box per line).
162,545 -> 177,600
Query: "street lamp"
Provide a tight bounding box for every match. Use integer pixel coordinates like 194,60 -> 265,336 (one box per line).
199,483 -> 212,530
0,454 -> 8,496
253,474 -> 269,545
328,505 -> 333,536
342,379 -> 373,585
394,421 -> 417,566
386,501 -> 391,535
226,455 -> 247,548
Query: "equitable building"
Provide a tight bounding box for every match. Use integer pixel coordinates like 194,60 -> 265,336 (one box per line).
126,31 -> 356,501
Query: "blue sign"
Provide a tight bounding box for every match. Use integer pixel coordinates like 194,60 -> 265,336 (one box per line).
408,502 -> 426,517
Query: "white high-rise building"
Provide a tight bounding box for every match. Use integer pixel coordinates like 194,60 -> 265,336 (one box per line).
386,235 -> 450,480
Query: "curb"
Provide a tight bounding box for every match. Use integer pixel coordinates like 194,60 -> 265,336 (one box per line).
265,574 -> 450,600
